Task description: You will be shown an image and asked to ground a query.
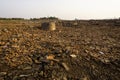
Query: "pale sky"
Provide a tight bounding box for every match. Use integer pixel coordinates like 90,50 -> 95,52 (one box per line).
0,0 -> 120,19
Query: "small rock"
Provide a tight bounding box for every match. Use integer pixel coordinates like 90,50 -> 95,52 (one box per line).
52,59 -> 60,62
12,58 -> 17,62
23,66 -> 32,70
65,46 -> 71,53
101,59 -> 110,63
39,71 -> 44,76
11,45 -> 19,48
63,76 -> 67,80
104,59 -> 110,63
72,49 -> 79,54
13,76 -> 19,80
0,72 -> 7,76
46,54 -> 55,60
58,30 -> 62,33
84,50 -> 89,53
12,38 -> 18,42
92,65 -> 95,69
2,28 -> 8,32
19,74 -> 30,77
95,46 -> 101,50
70,54 -> 77,58
99,51 -> 104,54
82,77 -> 88,80
0,42 -> 5,45
89,46 -> 95,50
34,60 -> 41,64
61,62 -> 69,71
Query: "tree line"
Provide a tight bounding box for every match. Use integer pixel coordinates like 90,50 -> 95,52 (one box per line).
0,18 -> 25,20
0,16 -> 59,20
30,17 -> 59,20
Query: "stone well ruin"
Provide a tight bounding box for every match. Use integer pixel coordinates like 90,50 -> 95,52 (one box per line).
41,22 -> 56,31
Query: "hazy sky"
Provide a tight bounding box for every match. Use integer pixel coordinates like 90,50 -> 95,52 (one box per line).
0,0 -> 120,19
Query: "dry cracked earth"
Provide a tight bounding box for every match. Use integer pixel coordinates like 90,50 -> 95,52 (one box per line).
0,20 -> 120,80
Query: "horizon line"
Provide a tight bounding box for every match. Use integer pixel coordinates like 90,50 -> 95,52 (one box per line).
0,16 -> 120,20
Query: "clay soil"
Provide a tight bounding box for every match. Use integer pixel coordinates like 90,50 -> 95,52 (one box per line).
0,20 -> 120,80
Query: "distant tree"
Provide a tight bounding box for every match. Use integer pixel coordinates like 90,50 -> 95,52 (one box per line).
48,16 -> 59,20
30,16 -> 59,20
11,18 -> 24,20
40,17 -> 47,20
40,16 -> 59,20
30,18 -> 40,20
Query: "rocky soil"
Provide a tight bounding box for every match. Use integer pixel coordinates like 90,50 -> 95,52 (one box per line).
0,20 -> 120,80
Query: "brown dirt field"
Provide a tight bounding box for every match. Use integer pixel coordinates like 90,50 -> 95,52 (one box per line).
0,20 -> 120,80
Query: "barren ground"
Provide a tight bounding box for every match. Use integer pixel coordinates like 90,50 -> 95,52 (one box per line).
0,20 -> 120,80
